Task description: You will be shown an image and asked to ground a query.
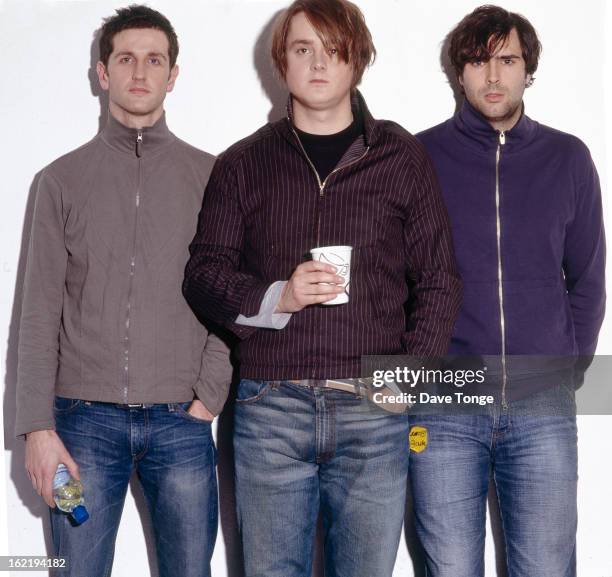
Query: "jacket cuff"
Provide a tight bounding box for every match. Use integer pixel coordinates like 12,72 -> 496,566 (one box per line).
240,280 -> 273,318
235,281 -> 292,329
193,379 -> 231,417
15,418 -> 56,440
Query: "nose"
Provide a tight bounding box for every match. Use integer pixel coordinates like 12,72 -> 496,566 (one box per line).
132,59 -> 146,81
486,60 -> 499,85
310,49 -> 328,71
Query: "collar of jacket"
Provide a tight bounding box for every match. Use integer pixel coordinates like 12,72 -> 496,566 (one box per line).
100,112 -> 175,157
276,89 -> 379,148
452,97 -> 539,153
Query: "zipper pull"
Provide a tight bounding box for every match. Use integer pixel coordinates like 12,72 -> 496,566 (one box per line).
499,131 -> 506,145
136,131 -> 143,157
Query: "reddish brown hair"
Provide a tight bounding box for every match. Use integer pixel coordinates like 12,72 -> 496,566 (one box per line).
448,5 -> 541,78
270,0 -> 376,88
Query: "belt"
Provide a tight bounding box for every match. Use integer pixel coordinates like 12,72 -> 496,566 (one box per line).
286,378 -> 373,395
286,378 -> 409,414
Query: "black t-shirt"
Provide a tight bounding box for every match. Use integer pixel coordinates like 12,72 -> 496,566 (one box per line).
295,113 -> 364,182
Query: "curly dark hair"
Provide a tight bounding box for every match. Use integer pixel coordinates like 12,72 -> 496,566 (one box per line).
448,5 -> 541,77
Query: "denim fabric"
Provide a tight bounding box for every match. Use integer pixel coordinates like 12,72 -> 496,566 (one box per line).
51,397 -> 218,577
233,379 -> 410,577
409,384 -> 578,577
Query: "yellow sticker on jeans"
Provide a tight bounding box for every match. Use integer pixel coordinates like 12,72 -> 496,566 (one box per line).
409,426 -> 427,453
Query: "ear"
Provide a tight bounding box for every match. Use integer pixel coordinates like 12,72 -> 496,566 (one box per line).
525,74 -> 533,87
457,73 -> 464,88
96,61 -> 109,91
166,64 -> 179,93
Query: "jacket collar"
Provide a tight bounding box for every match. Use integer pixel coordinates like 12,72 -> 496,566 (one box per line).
452,98 -> 538,152
276,89 -> 379,147
100,112 -> 174,157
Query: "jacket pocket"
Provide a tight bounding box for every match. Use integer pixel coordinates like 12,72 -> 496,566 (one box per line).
350,244 -> 383,318
505,278 -> 577,355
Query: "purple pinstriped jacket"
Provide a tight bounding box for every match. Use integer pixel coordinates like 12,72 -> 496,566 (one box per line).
183,92 -> 462,380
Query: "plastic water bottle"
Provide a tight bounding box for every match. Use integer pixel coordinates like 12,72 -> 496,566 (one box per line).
52,464 -> 89,525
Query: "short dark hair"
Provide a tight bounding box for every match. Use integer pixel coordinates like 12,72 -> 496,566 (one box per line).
271,0 -> 376,88
448,5 -> 541,78
99,5 -> 179,68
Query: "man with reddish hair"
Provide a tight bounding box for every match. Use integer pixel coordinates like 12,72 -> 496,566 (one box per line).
410,5 -> 605,577
183,1 -> 461,575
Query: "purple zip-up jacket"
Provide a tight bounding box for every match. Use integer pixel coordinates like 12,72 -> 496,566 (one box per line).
183,92 -> 462,380
418,100 -> 605,361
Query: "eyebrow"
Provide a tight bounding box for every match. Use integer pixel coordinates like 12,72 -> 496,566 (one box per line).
114,51 -> 167,60
494,53 -> 521,60
288,39 -> 316,48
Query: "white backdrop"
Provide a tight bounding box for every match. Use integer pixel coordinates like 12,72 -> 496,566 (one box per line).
1,1 -> 611,575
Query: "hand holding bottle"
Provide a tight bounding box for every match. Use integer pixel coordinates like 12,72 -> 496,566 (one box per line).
25,429 -> 80,507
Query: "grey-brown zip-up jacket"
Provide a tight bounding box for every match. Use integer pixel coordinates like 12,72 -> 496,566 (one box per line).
15,114 -> 232,437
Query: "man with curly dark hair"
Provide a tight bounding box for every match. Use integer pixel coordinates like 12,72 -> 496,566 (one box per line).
410,6 -> 605,577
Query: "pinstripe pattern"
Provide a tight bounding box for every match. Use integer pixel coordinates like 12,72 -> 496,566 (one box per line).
183,92 -> 462,379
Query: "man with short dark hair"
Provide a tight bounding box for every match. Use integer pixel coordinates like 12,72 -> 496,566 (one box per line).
16,6 -> 231,576
183,1 -> 461,575
410,5 -> 605,577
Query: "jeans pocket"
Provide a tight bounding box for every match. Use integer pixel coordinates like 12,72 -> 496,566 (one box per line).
235,379 -> 274,404
174,402 -> 214,425
53,396 -> 83,414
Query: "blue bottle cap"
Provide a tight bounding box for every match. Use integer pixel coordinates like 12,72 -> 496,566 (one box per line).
71,505 -> 89,525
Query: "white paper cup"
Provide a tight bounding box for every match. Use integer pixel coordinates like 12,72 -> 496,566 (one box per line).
310,245 -> 352,305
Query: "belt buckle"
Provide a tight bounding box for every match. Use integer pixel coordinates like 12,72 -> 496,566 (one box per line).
127,403 -> 144,408
324,379 -> 361,394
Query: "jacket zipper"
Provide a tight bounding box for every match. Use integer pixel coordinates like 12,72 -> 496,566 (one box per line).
123,130 -> 143,401
290,127 -> 369,246
290,127 -> 369,378
495,130 -> 508,409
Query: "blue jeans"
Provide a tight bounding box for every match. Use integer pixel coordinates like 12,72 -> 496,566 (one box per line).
409,384 -> 578,577
51,397 -> 218,577
233,379 -> 410,577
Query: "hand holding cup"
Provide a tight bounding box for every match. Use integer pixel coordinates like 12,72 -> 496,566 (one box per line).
310,245 -> 352,305
275,259 -> 345,313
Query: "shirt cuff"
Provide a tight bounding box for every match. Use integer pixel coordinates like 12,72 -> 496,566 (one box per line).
235,281 -> 292,329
